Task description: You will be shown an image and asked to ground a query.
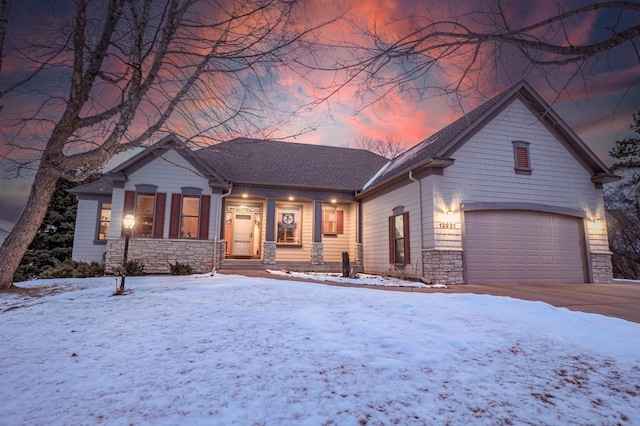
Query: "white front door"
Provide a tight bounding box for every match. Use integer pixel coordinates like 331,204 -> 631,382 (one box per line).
232,213 -> 254,256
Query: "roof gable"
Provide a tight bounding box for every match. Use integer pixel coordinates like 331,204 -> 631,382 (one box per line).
104,135 -> 227,187
362,81 -> 618,192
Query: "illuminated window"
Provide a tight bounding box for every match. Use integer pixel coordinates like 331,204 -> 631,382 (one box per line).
97,203 -> 111,240
134,193 -> 155,237
277,206 -> 301,244
181,196 -> 200,239
322,205 -> 344,235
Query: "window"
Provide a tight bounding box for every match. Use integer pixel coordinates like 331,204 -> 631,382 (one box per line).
513,141 -> 532,174
169,192 -> 210,240
322,206 -> 344,235
97,203 -> 111,240
389,212 -> 410,264
134,193 -> 155,237
277,206 -> 301,244
181,195 -> 200,239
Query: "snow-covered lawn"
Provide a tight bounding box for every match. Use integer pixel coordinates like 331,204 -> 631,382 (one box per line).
1,274 -> 639,425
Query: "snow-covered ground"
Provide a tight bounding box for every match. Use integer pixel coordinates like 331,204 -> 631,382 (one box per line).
1,274 -> 639,425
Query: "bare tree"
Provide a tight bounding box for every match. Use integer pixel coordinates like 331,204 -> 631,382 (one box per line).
605,187 -> 640,279
354,135 -> 405,159
325,1 -> 640,109
0,0 -> 330,289
605,110 -> 640,279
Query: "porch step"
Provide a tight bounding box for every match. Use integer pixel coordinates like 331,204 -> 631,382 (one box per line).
219,260 -> 360,273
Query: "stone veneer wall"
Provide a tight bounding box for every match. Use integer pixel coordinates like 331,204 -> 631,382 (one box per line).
353,243 -> 363,266
263,241 -> 276,265
106,238 -> 215,274
422,249 -> 464,285
311,242 -> 324,265
590,252 -> 614,284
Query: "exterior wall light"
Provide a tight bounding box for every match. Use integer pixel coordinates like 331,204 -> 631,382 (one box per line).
116,213 -> 135,295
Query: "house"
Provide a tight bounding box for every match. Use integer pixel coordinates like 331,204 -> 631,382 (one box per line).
70,81 -> 619,284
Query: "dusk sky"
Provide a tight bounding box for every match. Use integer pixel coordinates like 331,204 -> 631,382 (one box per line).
1,0 -> 639,227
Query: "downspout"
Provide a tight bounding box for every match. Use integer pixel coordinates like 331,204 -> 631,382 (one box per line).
212,183 -> 233,275
408,171 -> 425,270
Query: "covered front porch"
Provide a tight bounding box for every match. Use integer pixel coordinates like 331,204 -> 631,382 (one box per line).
220,185 -> 363,272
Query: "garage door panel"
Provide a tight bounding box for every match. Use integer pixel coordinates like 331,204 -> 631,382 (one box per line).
465,211 -> 585,284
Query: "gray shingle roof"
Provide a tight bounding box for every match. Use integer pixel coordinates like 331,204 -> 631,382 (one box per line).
362,80 -> 617,191
197,138 -> 389,191
363,83 -> 517,190
67,179 -> 112,195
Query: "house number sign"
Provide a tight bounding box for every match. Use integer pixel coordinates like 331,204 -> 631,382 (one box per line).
438,222 -> 456,229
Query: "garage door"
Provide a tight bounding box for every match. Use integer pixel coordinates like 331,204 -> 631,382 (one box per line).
464,211 -> 586,284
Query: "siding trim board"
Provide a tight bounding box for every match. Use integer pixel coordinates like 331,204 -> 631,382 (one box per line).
461,201 -> 585,219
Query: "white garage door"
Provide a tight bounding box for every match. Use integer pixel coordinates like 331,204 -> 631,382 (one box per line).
464,211 -> 586,284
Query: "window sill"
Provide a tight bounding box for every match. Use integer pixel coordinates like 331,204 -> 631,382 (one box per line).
276,243 -> 303,248
515,168 -> 532,175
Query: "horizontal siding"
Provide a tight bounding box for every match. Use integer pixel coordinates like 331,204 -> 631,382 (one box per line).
72,199 -> 107,263
111,150 -> 220,240
435,99 -> 608,254
323,204 -> 354,262
275,201 -> 313,262
362,182 -> 422,277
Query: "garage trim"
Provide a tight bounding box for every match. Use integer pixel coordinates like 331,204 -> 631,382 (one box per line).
460,202 -> 591,284
461,201 -> 585,218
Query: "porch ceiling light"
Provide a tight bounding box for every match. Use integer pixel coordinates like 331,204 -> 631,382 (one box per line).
242,193 -> 248,198
288,196 -> 294,201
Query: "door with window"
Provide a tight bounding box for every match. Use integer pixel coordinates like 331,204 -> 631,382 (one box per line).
226,205 -> 262,257
232,214 -> 254,256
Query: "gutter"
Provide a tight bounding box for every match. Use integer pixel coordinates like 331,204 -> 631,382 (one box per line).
408,170 -> 425,252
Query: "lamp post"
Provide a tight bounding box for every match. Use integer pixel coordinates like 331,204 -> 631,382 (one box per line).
118,214 -> 135,295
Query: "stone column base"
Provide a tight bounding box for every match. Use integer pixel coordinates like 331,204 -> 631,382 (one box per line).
422,249 -> 464,285
591,252 -> 614,283
353,243 -> 363,266
215,240 -> 226,270
263,241 -> 276,265
311,242 -> 324,265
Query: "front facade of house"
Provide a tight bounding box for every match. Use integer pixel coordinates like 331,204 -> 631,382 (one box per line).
70,82 -> 618,284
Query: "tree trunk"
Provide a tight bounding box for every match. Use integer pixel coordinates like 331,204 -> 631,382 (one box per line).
0,168 -> 59,289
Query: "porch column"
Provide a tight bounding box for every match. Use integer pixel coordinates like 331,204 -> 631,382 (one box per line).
311,200 -> 324,265
354,201 -> 363,265
263,197 -> 276,264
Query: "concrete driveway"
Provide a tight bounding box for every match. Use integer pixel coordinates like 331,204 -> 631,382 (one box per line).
222,271 -> 640,324
430,283 -> 640,324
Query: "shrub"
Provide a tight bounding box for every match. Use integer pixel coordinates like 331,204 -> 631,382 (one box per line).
125,259 -> 145,276
39,260 -> 105,279
169,261 -> 194,275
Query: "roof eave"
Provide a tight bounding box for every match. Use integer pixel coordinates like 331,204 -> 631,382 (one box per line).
357,157 -> 454,198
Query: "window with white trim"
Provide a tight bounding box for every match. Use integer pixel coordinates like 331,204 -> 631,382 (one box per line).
389,212 -> 410,264
180,195 -> 200,239
277,205 -> 301,244
322,205 -> 344,235
134,193 -> 155,237
97,203 -> 111,240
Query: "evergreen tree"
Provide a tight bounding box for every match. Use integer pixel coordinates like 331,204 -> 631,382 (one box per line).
13,179 -> 78,282
605,111 -> 640,279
